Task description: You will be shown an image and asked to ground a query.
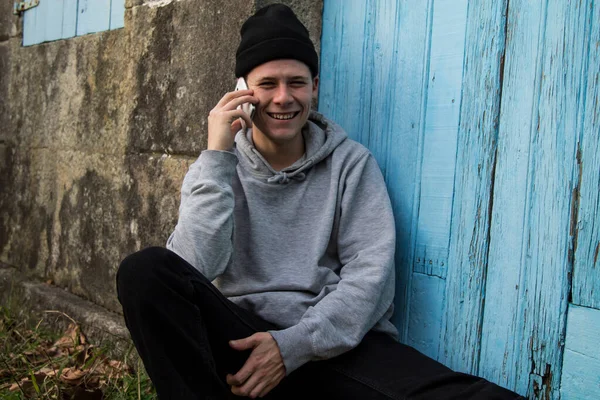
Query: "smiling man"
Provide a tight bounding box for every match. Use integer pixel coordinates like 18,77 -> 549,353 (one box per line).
116,4 -> 524,400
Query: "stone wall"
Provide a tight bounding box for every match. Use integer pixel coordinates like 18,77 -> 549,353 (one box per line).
0,0 -> 323,313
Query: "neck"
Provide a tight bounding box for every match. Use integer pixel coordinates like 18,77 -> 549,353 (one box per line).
252,128 -> 305,171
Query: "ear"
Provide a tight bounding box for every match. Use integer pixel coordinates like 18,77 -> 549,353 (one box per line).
312,76 -> 319,96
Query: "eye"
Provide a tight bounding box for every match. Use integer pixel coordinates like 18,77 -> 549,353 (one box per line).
259,82 -> 276,88
290,81 -> 306,87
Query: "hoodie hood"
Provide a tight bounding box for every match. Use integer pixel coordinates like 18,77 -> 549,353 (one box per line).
234,111 -> 347,184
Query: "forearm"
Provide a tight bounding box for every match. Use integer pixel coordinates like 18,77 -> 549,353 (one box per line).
167,150 -> 238,280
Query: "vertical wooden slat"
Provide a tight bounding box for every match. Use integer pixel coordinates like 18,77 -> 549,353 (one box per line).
77,0 -> 111,36
478,0 -> 546,390
481,0 -> 590,397
365,0 -> 398,173
439,0 -> 507,374
378,0 -> 430,336
319,0 -> 370,142
23,0 -> 47,45
406,273 -> 445,357
572,0 -> 600,310
62,0 -> 78,39
405,0 -> 467,360
412,0 -> 468,279
22,4 -> 39,46
45,0 -> 65,42
110,0 -> 126,30
319,0 -> 434,339
559,305 -> 600,400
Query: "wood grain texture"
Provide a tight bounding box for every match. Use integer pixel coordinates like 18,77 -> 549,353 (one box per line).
478,0 -> 546,391
319,0 -> 431,338
407,273 -> 445,358
572,0 -> 600,310
380,0 -> 430,337
62,0 -> 78,39
320,0 -> 599,396
560,305 -> 600,400
22,0 -> 121,46
481,0 -> 591,397
77,0 -> 111,36
412,0 -> 467,280
110,0 -> 126,30
22,0 -> 46,46
438,0 -> 507,375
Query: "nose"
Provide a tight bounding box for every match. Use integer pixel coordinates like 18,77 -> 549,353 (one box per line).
273,84 -> 293,106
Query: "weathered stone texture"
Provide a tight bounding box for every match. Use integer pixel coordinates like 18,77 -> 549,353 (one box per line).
7,31 -> 135,154
0,0 -> 322,312
49,151 -> 190,312
0,41 -> 10,141
127,0 -> 255,156
1,0 -> 21,41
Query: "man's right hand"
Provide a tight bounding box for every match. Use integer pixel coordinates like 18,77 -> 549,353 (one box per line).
207,89 -> 257,151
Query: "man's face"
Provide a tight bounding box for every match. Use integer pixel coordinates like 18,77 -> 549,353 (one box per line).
246,59 -> 319,145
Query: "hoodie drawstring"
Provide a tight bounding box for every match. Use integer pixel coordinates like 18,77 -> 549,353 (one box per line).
267,171 -> 307,184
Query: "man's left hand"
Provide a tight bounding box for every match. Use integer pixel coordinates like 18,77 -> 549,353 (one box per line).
226,332 -> 286,398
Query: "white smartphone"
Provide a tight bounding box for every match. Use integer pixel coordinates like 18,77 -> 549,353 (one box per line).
235,77 -> 256,120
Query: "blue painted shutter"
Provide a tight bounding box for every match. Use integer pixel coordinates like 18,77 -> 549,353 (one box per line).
77,0 -> 111,36
21,0 -> 124,46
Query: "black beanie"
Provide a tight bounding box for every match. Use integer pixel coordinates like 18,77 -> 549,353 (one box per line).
235,4 -> 319,78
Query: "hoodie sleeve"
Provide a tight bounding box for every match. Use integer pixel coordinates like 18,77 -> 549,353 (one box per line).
166,150 -> 238,280
269,152 -> 396,374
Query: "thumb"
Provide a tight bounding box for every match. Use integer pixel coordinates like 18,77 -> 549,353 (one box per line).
229,334 -> 259,351
230,118 -> 243,134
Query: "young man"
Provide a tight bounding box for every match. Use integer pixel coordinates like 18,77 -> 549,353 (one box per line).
117,4 -> 524,399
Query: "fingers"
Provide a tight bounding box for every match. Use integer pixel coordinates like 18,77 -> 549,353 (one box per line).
227,333 -> 285,397
229,334 -> 259,351
218,109 -> 252,129
230,118 -> 243,134
216,90 -> 256,110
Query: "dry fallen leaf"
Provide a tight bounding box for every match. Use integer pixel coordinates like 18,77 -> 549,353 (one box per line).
54,323 -> 87,349
60,367 -> 87,385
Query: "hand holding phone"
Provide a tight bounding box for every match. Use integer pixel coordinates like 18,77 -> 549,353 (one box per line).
206,80 -> 255,151
235,78 -> 256,129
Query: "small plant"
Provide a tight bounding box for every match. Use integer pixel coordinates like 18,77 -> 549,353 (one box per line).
0,305 -> 156,399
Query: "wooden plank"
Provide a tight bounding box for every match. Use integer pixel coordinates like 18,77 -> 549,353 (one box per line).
481,1 -> 591,397
22,3 -> 39,46
43,0 -> 64,42
110,0 -> 126,30
412,0 -> 467,279
438,0 -> 507,374
560,305 -> 600,400
377,0 -> 430,337
77,0 -> 111,36
406,272 -> 445,358
319,0 -> 370,143
572,0 -> 600,310
23,0 -> 79,45
22,0 -> 47,46
319,0 -> 431,339
478,0 -> 546,390
62,0 -> 78,39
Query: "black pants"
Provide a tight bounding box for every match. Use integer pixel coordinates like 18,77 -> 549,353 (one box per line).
116,247 -> 524,400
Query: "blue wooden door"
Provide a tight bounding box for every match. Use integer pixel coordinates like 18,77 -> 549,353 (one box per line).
319,0 -> 600,398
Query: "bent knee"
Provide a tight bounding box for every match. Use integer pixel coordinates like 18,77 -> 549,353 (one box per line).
117,247 -> 169,292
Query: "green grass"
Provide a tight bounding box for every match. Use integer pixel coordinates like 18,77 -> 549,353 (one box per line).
0,304 -> 156,399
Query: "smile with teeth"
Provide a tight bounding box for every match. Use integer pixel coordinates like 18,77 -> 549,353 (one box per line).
267,111 -> 300,120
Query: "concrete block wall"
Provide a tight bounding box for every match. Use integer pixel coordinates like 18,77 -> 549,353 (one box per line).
0,0 -> 323,313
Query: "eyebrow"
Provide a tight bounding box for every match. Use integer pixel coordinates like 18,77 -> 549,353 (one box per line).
256,75 -> 309,83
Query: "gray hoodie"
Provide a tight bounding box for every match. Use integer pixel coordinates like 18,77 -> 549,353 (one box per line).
167,111 -> 398,374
